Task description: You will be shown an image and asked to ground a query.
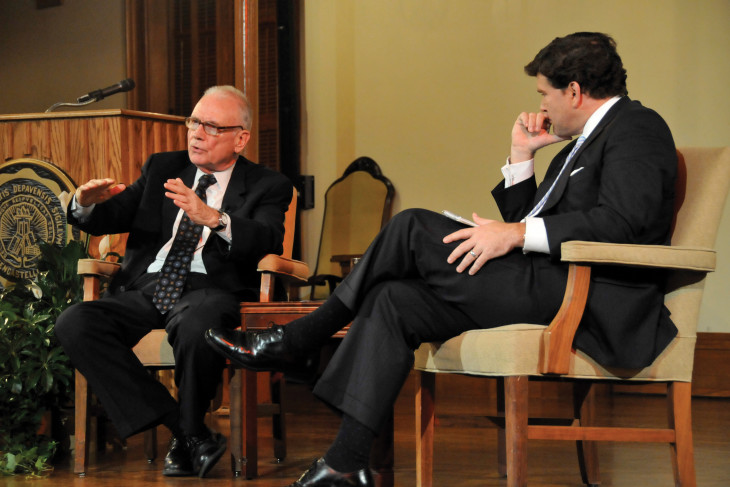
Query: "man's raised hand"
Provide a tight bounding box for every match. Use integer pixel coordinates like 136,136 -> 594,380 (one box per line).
510,112 -> 570,163
75,178 -> 126,207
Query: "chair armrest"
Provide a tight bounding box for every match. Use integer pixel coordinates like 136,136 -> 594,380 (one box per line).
77,258 -> 122,278
77,258 -> 121,302
540,263 -> 591,375
561,241 -> 716,272
257,254 -> 310,282
542,241 -> 717,375
309,274 -> 343,293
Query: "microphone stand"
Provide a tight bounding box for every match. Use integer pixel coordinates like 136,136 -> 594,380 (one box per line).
45,99 -> 98,113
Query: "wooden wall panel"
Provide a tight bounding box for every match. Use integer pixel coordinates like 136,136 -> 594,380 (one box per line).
0,110 -> 187,187
1,110 -> 187,261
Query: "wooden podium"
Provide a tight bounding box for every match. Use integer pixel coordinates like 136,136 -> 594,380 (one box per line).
0,110 -> 187,266
0,109 -> 187,188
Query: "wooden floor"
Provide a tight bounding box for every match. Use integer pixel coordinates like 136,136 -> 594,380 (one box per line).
6,373 -> 730,486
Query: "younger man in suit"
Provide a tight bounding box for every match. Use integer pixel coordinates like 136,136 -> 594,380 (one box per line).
55,85 -> 292,477
207,33 -> 677,486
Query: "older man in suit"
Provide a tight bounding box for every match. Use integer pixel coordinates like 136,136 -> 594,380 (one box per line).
207,33 -> 677,487
55,85 -> 292,478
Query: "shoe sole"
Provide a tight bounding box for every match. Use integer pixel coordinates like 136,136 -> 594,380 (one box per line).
197,438 -> 227,478
162,468 -> 196,477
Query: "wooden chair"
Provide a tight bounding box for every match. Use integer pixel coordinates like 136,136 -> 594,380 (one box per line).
303,156 -> 394,299
73,188 -> 309,476
414,147 -> 730,487
235,157 -> 397,483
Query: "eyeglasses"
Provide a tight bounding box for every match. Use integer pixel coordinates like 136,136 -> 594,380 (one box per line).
185,117 -> 244,137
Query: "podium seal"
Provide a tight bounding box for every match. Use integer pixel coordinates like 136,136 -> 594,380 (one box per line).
0,159 -> 76,285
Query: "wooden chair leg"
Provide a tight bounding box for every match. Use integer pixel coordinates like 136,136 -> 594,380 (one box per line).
74,370 -> 91,476
573,381 -> 599,486
504,376 -> 528,487
143,427 -> 157,463
242,369 -> 259,479
270,371 -> 286,462
229,366 -> 245,477
668,381 -> 697,487
139,370 -> 159,463
496,377 -> 507,477
416,371 -> 435,487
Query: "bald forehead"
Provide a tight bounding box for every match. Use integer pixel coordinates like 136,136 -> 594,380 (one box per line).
193,93 -> 245,126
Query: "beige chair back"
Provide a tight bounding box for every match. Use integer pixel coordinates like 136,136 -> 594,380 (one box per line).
671,147 -> 730,248
664,147 -> 730,349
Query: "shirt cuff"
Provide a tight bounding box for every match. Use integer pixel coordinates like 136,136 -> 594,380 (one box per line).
523,217 -> 550,254
501,157 -> 535,188
217,223 -> 232,244
70,195 -> 95,222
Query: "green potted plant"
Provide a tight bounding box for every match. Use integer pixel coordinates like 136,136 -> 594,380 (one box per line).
0,240 -> 87,477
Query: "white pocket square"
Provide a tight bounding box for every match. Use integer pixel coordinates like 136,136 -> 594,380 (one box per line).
570,167 -> 585,177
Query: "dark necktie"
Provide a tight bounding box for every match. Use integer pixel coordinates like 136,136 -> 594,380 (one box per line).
152,174 -> 216,313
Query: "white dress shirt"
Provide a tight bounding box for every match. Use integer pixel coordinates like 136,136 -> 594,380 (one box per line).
71,163 -> 235,274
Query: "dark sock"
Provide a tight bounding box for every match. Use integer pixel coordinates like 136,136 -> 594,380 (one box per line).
323,414 -> 375,473
161,409 -> 185,439
283,295 -> 353,354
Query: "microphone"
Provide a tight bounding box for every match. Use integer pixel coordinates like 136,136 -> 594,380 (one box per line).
76,78 -> 136,104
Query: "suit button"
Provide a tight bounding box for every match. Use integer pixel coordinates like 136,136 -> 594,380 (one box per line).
119,286 -> 126,292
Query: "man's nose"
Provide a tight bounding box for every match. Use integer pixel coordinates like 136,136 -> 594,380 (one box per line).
191,124 -> 206,138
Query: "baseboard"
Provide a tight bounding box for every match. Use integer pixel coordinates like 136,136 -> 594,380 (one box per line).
612,332 -> 730,397
691,332 -> 730,397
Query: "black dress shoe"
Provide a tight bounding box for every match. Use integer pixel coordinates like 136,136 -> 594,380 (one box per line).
205,326 -> 318,380
288,458 -> 374,487
162,436 -> 194,476
188,431 -> 227,478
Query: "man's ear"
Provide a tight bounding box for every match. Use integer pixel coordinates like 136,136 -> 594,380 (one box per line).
235,130 -> 251,153
568,81 -> 583,107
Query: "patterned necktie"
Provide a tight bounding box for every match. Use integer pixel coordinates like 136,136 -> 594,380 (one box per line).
152,174 -> 216,313
525,135 -> 586,218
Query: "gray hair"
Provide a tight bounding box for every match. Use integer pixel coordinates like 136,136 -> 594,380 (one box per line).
203,85 -> 253,131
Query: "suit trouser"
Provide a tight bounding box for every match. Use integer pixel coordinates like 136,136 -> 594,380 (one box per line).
55,273 -> 240,438
312,209 -> 567,432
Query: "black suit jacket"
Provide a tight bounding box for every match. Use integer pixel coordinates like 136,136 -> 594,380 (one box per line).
493,97 -> 678,368
68,151 -> 293,300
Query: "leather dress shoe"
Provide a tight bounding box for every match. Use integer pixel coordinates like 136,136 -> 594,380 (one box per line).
162,436 -> 194,476
161,431 -> 226,478
288,457 -> 374,487
205,325 -> 318,381
189,431 -> 227,478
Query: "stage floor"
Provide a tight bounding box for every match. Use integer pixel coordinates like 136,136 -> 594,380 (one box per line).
6,374 -> 730,486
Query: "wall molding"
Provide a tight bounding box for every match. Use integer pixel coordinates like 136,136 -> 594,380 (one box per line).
691,332 -> 730,397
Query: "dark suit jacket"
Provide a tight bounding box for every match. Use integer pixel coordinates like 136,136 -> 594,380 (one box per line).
68,150 -> 293,300
492,97 -> 678,369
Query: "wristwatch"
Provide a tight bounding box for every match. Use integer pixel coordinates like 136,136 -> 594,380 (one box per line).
210,211 -> 229,232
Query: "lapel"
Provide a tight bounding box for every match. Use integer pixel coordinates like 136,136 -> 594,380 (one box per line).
539,97 -> 630,212
220,156 -> 250,212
